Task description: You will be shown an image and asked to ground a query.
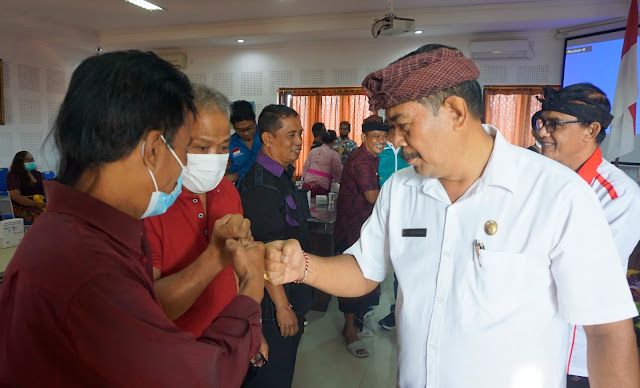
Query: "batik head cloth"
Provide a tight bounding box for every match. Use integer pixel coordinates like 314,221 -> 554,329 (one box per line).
362,47 -> 480,111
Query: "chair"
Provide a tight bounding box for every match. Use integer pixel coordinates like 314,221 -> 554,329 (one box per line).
0,168 -> 13,220
42,171 -> 56,180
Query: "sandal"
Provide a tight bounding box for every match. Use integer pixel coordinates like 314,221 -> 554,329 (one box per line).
357,322 -> 378,337
345,339 -> 369,358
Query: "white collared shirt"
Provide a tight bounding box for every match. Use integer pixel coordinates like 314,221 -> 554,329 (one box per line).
345,125 -> 637,388
567,147 -> 640,377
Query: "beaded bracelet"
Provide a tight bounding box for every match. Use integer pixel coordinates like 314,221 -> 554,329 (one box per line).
275,303 -> 293,311
294,250 -> 309,284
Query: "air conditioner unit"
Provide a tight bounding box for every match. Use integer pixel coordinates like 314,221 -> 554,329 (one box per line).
470,40 -> 532,59
157,53 -> 187,69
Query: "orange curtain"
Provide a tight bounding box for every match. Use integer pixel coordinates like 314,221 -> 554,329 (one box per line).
292,95 -> 320,176
285,88 -> 374,176
484,87 -> 545,148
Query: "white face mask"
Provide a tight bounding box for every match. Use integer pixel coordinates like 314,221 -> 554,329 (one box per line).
182,153 -> 229,194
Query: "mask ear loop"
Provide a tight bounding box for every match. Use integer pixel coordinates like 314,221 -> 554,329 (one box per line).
141,140 -> 160,192
160,135 -> 186,171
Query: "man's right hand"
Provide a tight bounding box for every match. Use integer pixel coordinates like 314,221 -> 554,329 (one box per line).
226,238 -> 265,304
265,239 -> 306,285
211,214 -> 252,259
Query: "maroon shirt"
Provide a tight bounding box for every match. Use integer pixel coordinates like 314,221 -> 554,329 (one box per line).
334,145 -> 380,246
0,181 -> 261,387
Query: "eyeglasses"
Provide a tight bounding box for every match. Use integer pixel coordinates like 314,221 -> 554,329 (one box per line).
534,118 -> 587,134
234,124 -> 256,134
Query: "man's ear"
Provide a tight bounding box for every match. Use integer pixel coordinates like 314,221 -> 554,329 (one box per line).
141,130 -> 164,170
584,122 -> 601,142
361,132 -> 367,144
261,131 -> 271,147
442,96 -> 469,132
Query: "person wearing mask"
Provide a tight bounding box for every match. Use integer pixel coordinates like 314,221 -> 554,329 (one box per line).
227,100 -> 261,184
264,44 -> 639,388
333,115 -> 388,358
6,151 -> 46,222
239,105 -> 313,388
535,83 -> 640,388
0,50 -> 265,387
301,129 -> 343,197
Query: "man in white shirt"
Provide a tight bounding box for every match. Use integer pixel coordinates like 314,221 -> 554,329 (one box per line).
534,83 -> 640,388
264,44 -> 640,388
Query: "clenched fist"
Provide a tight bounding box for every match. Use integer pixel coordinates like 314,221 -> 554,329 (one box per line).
211,214 -> 252,262
264,239 -> 306,285
225,238 -> 265,304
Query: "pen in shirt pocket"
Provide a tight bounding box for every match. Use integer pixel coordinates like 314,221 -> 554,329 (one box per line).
473,239 -> 485,267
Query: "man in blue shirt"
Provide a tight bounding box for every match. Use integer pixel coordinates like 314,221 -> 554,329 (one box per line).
377,125 -> 410,331
226,100 -> 262,184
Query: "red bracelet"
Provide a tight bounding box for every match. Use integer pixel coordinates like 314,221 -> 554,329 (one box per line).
275,303 -> 293,311
294,250 -> 309,284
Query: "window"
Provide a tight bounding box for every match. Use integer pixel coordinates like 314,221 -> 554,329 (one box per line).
483,86 -> 558,148
278,87 -> 374,176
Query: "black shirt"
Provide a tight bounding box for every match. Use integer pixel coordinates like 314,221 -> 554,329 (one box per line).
239,151 -> 313,322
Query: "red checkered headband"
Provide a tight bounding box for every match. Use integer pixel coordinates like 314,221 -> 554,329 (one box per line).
362,47 -> 480,111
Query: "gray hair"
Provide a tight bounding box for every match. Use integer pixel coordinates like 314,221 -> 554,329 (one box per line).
192,83 -> 230,118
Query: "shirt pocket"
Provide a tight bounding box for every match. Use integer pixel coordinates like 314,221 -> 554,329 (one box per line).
464,250 -> 528,321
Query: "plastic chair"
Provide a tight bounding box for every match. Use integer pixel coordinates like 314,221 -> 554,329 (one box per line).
0,168 -> 12,220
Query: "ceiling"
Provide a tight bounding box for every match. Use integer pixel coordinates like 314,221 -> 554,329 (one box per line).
1,0 -> 632,51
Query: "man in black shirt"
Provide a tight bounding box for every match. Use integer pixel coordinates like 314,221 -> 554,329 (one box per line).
310,122 -> 326,150
239,104 -> 313,388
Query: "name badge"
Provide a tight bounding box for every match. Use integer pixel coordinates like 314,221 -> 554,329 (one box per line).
402,228 -> 427,237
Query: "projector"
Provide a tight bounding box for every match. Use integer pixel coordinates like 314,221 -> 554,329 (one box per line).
372,14 -> 415,37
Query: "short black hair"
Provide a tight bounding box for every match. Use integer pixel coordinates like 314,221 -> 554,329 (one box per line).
396,44 -> 483,120
311,122 -> 326,137
230,100 -> 256,125
258,104 -> 300,136
339,121 -> 351,130
321,130 -> 338,144
558,83 -> 612,145
52,50 -> 196,187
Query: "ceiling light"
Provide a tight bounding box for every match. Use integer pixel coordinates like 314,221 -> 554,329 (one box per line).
237,39 -> 245,43
125,0 -> 164,11
414,30 -> 423,34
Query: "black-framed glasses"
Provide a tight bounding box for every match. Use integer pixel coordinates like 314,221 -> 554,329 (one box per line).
234,123 -> 256,134
534,118 -> 587,134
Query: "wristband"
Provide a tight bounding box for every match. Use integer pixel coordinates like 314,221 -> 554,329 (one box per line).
275,303 -> 293,311
294,250 -> 309,284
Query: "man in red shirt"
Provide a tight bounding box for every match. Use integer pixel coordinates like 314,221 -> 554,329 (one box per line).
145,84 -> 268,361
0,51 -> 265,387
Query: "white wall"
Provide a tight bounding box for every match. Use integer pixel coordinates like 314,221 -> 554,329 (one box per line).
0,38 -> 92,172
176,30 -> 565,116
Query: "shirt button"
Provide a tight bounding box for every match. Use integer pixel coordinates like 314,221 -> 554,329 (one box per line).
193,198 -> 198,203
198,213 -> 204,219
205,230 -> 209,235
141,257 -> 147,264
436,297 -> 444,303
429,344 -> 437,351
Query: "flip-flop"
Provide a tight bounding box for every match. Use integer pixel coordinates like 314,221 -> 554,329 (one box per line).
345,339 -> 369,358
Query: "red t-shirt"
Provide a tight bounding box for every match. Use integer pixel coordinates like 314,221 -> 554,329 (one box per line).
145,178 -> 241,337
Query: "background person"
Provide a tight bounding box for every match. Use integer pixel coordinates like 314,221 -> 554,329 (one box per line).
534,83 -> 640,388
301,129 -> 343,197
227,100 -> 261,184
239,104 -> 313,388
333,115 -> 388,358
333,121 -> 357,163
6,151 -> 46,222
0,50 -> 265,387
310,122 -> 327,150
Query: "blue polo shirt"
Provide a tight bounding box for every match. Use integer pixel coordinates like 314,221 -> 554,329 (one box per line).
378,142 -> 410,187
228,129 -> 262,183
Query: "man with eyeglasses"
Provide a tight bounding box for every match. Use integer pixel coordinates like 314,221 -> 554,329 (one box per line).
227,100 -> 262,184
535,83 -> 640,388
